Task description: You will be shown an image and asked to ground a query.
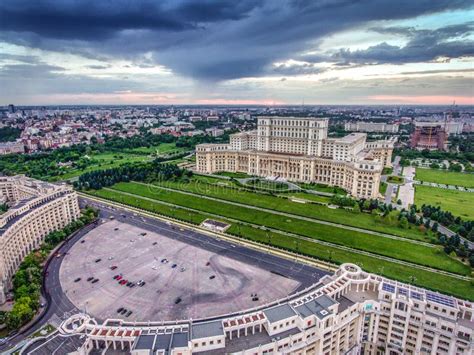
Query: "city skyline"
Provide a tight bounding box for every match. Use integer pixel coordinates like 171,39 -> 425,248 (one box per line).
0,0 -> 473,105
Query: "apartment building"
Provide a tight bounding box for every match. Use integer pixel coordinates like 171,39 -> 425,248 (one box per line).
0,175 -> 80,304
0,141 -> 25,155
345,122 -> 400,133
59,263 -> 473,354
196,117 -> 394,199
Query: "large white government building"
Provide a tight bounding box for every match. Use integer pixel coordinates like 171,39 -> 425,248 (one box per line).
196,117 -> 395,199
0,175 -> 80,304
58,263 -> 473,354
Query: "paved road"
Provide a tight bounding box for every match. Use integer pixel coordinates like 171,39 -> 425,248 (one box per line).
1,197 -> 328,353
97,187 -> 473,282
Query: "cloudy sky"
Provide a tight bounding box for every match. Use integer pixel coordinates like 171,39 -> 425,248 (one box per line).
0,0 -> 473,105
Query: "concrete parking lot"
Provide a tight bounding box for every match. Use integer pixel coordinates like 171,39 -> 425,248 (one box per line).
60,220 -> 301,322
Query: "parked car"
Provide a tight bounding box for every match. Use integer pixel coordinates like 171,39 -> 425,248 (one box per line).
125,310 -> 132,317
92,278 -> 99,283
120,308 -> 127,315
117,307 -> 124,313
139,281 -> 146,287
174,297 -> 182,304
209,275 -> 216,280
74,277 -> 81,282
95,258 -> 102,263
110,266 -> 117,270
87,277 -> 94,282
171,264 -> 177,269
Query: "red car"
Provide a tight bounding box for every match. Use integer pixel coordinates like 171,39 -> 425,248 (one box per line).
116,275 -> 123,280
119,280 -> 128,285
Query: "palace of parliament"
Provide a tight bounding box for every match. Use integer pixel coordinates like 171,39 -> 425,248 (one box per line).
196,117 -> 395,199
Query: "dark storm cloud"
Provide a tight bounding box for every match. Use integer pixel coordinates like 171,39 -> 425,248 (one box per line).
84,64 -> 112,70
0,53 -> 40,64
0,0 -> 473,81
271,63 -> 325,76
332,23 -> 474,65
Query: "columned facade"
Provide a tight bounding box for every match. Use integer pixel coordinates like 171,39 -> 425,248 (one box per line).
196,117 -> 394,199
59,263 -> 473,354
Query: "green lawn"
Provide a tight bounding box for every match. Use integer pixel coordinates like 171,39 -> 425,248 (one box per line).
127,143 -> 186,156
109,181 -> 470,276
296,182 -> 347,195
379,182 -> 387,195
382,167 -> 393,175
284,192 -> 332,204
54,153 -> 150,181
387,176 -> 404,184
228,225 -> 473,301
415,168 -> 474,188
243,178 -> 291,191
213,171 -> 253,179
152,177 -> 436,243
85,188 -> 474,300
415,185 -> 474,220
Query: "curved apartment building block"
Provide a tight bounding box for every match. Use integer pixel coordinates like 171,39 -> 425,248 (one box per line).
0,175 -> 80,304
57,263 -> 473,354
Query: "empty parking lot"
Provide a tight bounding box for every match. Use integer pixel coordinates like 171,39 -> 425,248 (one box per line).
59,219 -> 301,322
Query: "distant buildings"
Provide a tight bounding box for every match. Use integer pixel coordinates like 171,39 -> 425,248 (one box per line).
410,123 -> 448,151
0,141 -> 24,155
344,121 -> 399,133
197,117 -> 394,199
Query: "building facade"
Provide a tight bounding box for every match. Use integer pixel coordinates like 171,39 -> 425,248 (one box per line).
0,175 -> 80,303
410,124 -> 448,151
196,117 -> 395,199
345,122 -> 400,133
57,263 -> 473,354
0,141 -> 25,156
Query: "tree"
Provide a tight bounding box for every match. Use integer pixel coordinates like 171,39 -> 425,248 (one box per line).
6,297 -> 34,330
399,216 -> 409,229
353,203 -> 361,213
431,222 -> 438,233
469,255 -> 474,268
424,219 -> 431,229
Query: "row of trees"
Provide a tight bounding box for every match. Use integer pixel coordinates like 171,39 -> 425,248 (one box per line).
74,160 -> 188,190
1,207 -> 98,331
395,147 -> 474,164
420,204 -> 473,241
